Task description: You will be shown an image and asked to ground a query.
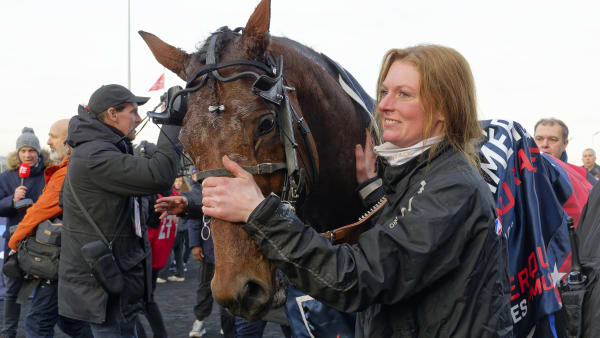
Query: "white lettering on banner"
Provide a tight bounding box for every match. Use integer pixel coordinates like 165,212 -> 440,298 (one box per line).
479,121 -> 521,194
510,299 -> 528,323
480,145 -> 503,193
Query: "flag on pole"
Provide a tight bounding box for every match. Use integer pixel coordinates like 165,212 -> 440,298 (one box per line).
148,74 -> 165,92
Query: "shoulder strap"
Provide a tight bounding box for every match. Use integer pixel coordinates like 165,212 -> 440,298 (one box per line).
66,177 -> 114,248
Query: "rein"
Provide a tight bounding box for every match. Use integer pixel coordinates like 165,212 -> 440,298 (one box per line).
322,197 -> 388,244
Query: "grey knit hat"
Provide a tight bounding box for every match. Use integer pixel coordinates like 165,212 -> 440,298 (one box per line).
16,127 -> 41,154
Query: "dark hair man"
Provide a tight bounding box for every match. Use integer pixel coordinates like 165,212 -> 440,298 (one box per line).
534,118 -> 597,185
0,127 -> 50,338
534,118 -> 570,160
58,84 -> 182,337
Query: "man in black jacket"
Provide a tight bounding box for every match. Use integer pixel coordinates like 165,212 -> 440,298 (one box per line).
58,84 -> 181,337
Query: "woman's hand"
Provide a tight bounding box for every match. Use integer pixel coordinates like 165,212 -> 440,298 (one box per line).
355,129 -> 377,185
154,195 -> 188,219
202,156 -> 265,223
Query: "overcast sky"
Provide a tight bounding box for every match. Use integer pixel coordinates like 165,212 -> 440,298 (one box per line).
1,0 -> 599,164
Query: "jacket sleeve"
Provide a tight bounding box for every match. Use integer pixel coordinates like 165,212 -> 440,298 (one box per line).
85,133 -> 180,196
9,167 -> 66,250
0,175 -> 17,218
187,218 -> 204,247
182,182 -> 203,219
244,178 -> 488,313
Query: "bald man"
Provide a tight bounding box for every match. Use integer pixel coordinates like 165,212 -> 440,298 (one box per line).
8,118 -> 92,338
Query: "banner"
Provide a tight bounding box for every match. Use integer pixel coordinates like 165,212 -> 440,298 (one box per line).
479,120 -> 591,336
148,73 -> 165,92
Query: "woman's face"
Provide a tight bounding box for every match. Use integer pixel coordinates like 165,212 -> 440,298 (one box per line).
173,177 -> 183,190
378,60 -> 441,148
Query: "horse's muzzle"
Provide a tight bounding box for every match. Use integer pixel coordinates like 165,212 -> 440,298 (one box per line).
225,278 -> 271,321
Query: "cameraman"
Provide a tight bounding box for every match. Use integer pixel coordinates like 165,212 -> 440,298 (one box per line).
59,84 -> 181,337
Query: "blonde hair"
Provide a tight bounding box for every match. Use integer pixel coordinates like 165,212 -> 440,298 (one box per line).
174,176 -> 191,194
375,45 -> 482,167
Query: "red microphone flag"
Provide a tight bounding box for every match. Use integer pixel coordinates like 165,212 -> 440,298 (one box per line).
18,163 -> 31,178
148,74 -> 165,92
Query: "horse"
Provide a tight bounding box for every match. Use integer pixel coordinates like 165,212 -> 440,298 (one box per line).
140,0 -> 372,320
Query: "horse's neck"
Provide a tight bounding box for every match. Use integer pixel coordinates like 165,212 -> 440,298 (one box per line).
273,41 -> 366,230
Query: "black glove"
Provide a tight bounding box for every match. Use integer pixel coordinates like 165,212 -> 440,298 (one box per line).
157,124 -> 184,154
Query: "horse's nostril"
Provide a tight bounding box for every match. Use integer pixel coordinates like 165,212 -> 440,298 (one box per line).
238,280 -> 269,317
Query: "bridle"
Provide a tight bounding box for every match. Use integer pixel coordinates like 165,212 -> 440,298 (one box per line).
149,32 -> 318,207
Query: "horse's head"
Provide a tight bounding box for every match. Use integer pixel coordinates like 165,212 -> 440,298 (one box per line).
141,0 -> 305,320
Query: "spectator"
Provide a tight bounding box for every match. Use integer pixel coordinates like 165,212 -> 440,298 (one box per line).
534,118 -> 570,160
582,148 -> 600,180
58,84 -> 181,337
166,176 -> 191,282
155,186 -> 180,284
8,119 -> 92,338
0,127 -> 50,338
534,118 -> 597,184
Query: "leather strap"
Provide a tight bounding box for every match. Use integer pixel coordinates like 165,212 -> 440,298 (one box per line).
322,197 -> 387,244
67,177 -> 122,248
195,162 -> 287,181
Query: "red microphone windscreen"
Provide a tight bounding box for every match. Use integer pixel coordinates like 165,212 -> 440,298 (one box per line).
18,163 -> 31,178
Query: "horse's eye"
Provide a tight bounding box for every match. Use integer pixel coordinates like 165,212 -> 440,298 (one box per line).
255,114 -> 276,137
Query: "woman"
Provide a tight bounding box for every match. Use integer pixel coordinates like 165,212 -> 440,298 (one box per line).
202,45 -> 512,337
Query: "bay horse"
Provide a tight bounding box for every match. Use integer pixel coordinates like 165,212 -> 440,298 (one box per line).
140,0 -> 371,320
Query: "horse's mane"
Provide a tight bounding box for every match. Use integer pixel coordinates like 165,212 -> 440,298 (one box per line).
193,26 -> 338,80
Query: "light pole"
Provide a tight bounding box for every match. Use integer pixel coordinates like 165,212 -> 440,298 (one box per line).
593,131 -> 600,150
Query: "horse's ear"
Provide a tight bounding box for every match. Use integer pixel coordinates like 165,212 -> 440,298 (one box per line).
241,0 -> 271,58
139,31 -> 190,81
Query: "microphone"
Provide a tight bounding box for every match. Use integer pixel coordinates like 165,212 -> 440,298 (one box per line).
18,163 -> 30,186
15,163 -> 33,210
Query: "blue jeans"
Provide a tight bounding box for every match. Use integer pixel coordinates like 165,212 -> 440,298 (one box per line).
25,280 -> 93,338
89,296 -> 138,338
234,316 -> 267,338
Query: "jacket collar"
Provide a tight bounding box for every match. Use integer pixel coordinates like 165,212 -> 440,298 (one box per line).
66,109 -> 133,154
382,141 -> 452,196
44,157 -> 69,184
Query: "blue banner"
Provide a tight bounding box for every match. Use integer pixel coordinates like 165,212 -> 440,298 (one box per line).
479,120 -> 591,336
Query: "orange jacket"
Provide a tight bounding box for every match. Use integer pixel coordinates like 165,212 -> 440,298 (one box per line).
9,157 -> 69,251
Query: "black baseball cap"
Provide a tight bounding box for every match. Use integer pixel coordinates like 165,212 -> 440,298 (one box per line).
87,84 -> 150,115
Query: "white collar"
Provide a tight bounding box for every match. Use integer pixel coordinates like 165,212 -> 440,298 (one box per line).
373,136 -> 441,166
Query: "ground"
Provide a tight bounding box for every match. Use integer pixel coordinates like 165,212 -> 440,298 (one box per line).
0,260 -> 284,337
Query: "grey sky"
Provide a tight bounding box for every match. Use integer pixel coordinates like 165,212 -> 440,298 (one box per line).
1,0 -> 599,163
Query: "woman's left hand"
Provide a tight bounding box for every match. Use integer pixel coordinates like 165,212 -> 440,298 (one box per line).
201,156 -> 265,223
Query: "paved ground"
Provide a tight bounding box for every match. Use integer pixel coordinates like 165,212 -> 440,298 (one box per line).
0,260 -> 284,337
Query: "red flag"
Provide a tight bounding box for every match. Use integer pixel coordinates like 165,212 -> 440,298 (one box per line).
148,74 -> 165,91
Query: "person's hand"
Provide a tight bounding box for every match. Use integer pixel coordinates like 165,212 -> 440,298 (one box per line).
192,246 -> 205,261
202,156 -> 265,223
355,129 -> 377,185
13,186 -> 27,202
8,249 -> 16,256
154,195 -> 188,219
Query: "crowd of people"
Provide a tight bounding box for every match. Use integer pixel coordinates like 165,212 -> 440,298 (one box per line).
0,28 -> 598,338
